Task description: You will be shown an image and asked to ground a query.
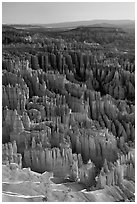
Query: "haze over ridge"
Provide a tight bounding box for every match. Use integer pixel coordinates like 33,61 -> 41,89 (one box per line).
3,2 -> 135,24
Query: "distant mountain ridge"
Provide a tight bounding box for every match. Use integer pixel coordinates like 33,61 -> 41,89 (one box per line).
4,19 -> 134,28
41,19 -> 135,28
3,19 -> 135,34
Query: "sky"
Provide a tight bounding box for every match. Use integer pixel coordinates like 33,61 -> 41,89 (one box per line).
2,2 -> 135,24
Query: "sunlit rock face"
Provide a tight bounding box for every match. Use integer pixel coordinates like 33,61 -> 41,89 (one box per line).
2,84 -> 29,113
24,147 -> 75,176
2,141 -> 22,168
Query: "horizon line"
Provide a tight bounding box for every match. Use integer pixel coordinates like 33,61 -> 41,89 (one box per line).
2,19 -> 135,25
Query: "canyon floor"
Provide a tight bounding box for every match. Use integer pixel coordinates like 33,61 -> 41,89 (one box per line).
2,164 -> 135,202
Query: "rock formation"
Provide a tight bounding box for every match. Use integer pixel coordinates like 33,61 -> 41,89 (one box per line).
2,141 -> 22,168
2,24 -> 135,201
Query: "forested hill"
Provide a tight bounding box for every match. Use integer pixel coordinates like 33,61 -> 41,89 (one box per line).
45,26 -> 135,52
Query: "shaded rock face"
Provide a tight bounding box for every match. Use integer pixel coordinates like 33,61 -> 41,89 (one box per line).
78,160 -> 95,187
5,104 -> 118,170
88,94 -> 134,143
23,146 -> 95,187
2,26 -> 135,196
96,150 -> 135,190
69,127 -> 118,167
